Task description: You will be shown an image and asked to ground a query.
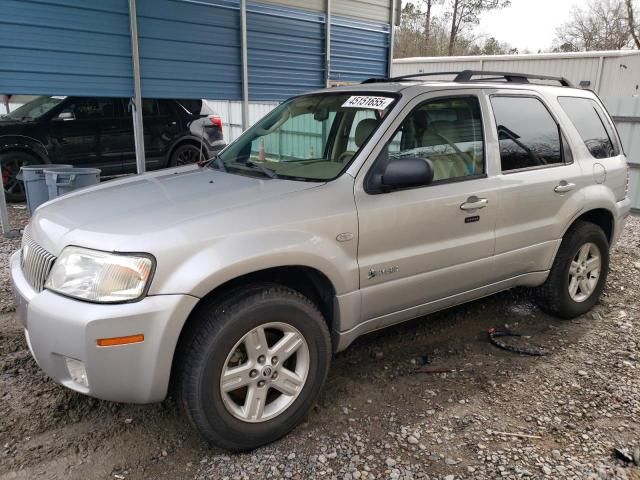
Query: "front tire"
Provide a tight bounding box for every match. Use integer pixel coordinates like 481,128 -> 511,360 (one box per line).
536,221 -> 609,318
177,285 -> 331,451
1,151 -> 40,202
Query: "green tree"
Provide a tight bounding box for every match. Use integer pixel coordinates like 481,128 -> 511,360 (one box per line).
447,0 -> 511,55
627,0 -> 640,48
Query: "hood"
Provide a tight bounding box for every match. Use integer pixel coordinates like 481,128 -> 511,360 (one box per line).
0,119 -> 29,132
30,165 -> 321,254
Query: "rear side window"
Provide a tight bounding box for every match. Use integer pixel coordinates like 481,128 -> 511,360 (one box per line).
491,96 -> 563,172
558,97 -> 618,159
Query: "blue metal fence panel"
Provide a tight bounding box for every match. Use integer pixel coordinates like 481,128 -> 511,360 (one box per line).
0,0 -> 391,101
330,15 -> 390,83
0,0 -> 133,97
247,1 -> 326,101
136,0 -> 242,99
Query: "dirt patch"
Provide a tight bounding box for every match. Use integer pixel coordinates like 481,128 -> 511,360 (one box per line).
1,208 -> 639,479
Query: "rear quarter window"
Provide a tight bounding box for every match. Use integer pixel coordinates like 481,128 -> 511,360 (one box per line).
557,97 -> 619,159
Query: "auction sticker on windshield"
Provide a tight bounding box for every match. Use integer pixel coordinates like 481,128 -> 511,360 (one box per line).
342,96 -> 394,110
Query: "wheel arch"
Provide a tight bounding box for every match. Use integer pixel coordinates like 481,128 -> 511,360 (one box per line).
169,265 -> 338,392
0,135 -> 50,163
563,207 -> 615,245
166,136 -> 209,164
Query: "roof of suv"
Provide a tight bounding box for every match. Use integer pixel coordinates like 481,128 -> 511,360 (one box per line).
313,70 -> 590,97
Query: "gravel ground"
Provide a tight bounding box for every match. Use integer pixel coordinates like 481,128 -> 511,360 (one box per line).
0,206 -> 639,480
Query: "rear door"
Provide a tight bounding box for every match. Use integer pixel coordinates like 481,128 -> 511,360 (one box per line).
121,99 -> 179,172
488,91 -> 584,279
97,98 -> 129,175
354,91 -> 499,324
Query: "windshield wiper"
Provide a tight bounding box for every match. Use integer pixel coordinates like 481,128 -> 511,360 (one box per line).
244,161 -> 277,179
200,153 -> 226,172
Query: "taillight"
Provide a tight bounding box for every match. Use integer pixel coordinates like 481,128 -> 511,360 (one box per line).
208,115 -> 223,131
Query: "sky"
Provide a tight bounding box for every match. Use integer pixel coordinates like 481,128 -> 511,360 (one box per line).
474,0 -> 581,52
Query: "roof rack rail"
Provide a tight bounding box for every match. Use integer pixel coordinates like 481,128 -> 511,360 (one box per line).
362,69 -> 574,87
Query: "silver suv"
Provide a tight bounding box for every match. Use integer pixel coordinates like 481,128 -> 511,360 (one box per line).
10,71 -> 631,451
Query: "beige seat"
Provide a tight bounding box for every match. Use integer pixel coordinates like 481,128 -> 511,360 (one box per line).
339,118 -> 379,163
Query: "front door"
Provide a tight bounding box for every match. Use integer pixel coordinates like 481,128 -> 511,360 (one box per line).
49,97 -> 125,175
354,92 -> 498,324
48,97 -> 101,166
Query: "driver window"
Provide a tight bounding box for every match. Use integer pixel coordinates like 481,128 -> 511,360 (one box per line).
62,98 -> 119,120
389,96 -> 485,182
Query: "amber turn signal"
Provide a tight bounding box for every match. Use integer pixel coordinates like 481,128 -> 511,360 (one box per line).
96,334 -> 144,347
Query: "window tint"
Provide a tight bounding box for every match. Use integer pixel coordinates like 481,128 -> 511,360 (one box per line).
63,98 -> 120,119
558,97 -> 618,159
491,96 -> 562,171
142,99 -> 159,117
386,96 -> 485,182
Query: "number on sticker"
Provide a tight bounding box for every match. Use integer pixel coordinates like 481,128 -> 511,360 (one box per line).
342,96 -> 394,110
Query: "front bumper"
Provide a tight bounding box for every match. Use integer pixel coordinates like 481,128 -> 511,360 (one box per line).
10,251 -> 199,403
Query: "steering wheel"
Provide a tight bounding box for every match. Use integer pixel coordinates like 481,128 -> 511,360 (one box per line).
254,107 -> 291,136
337,151 -> 355,163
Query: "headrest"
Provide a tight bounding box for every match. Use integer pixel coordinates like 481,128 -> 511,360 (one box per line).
355,118 -> 379,147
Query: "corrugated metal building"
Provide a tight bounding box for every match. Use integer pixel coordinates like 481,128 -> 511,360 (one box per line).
393,51 -> 640,212
0,0 -> 399,165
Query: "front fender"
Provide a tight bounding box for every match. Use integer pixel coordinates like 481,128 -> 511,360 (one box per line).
0,134 -> 49,161
149,229 -> 359,298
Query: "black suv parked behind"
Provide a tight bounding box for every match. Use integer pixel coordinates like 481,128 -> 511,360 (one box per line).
0,96 -> 225,201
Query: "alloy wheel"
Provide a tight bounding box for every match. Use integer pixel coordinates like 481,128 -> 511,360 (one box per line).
568,242 -> 601,303
219,322 -> 310,423
176,146 -> 204,166
2,157 -> 26,197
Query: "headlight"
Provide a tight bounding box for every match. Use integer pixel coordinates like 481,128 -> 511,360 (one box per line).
45,246 -> 154,303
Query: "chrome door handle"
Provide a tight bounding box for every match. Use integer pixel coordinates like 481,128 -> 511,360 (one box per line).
554,182 -> 576,193
460,197 -> 488,211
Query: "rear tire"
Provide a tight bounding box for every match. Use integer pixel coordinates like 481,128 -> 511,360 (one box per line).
177,284 -> 331,451
169,143 -> 206,166
536,221 -> 609,319
1,151 -> 40,202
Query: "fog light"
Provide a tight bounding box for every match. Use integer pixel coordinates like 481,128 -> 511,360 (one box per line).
65,357 -> 88,387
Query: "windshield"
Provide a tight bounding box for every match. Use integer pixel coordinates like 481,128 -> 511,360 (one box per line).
216,92 -> 397,181
6,96 -> 67,120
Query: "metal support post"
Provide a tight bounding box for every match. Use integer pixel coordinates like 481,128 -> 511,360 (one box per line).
240,0 -> 250,130
128,0 -> 146,174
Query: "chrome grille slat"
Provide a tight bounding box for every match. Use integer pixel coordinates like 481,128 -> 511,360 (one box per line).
21,228 -> 57,293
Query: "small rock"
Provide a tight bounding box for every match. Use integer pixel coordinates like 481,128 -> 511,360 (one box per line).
371,350 -> 384,360
385,458 -> 397,467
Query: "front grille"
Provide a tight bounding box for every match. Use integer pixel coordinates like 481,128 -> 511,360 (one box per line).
21,229 -> 57,293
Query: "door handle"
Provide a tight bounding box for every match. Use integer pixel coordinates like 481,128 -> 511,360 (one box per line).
554,181 -> 576,193
460,196 -> 488,211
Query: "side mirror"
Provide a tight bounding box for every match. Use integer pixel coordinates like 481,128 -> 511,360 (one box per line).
380,156 -> 433,190
55,112 -> 75,121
